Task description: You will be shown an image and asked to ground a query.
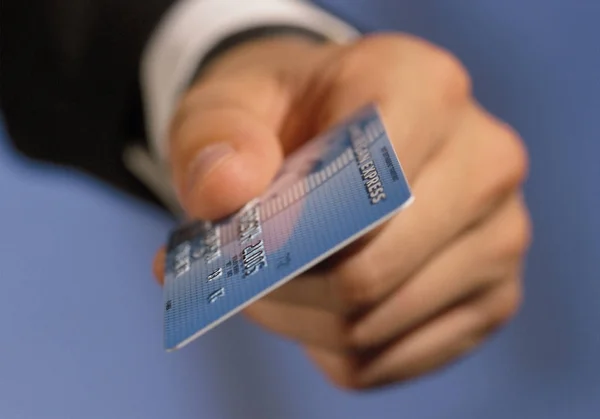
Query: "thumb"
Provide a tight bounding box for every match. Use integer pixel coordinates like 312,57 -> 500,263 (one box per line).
169,73 -> 288,220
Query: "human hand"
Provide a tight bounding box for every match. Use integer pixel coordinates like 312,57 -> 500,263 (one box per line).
153,33 -> 531,390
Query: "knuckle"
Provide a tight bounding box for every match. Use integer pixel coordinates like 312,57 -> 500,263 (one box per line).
356,34 -> 472,102
495,205 -> 533,258
319,358 -> 362,391
324,370 -> 362,392
168,105 -> 193,154
169,84 -> 219,145
326,321 -> 367,354
330,35 -> 403,101
486,280 -> 523,328
495,124 -> 529,187
328,323 -> 356,353
334,37 -> 384,83
473,123 -> 529,209
332,259 -> 386,309
341,33 -> 407,62
425,46 -> 472,104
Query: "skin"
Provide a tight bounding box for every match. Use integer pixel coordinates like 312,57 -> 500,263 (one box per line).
152,33 -> 532,390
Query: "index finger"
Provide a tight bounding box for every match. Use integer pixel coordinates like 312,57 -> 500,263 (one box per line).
315,34 -> 471,183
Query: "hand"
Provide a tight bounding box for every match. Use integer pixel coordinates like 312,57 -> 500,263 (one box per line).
153,33 -> 531,390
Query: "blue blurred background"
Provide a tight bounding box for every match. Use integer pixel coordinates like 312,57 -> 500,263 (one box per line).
1,1 -> 599,418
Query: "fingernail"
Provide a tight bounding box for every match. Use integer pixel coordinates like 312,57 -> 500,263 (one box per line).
185,143 -> 235,195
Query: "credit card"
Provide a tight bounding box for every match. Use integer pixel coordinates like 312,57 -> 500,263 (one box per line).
163,104 -> 413,351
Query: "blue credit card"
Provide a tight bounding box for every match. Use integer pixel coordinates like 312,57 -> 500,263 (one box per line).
163,104 -> 413,351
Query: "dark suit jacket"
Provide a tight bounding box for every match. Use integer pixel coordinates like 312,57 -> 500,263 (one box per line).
1,0 -> 177,206
0,1 -> 328,209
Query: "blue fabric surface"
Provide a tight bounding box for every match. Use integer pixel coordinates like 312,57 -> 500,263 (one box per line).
1,1 -> 598,418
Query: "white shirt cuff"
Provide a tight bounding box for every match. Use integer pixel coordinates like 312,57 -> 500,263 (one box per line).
140,0 -> 360,166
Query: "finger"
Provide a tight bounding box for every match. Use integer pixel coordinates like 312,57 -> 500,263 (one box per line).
153,247 -> 166,285
169,37 -> 335,220
169,74 -> 287,220
251,35 -> 478,313
154,243 -> 338,310
243,299 -> 350,352
315,34 -> 472,183
350,193 -> 530,348
330,104 -> 528,309
260,270 -> 338,312
357,278 -> 522,388
304,345 -> 360,390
